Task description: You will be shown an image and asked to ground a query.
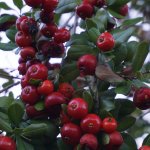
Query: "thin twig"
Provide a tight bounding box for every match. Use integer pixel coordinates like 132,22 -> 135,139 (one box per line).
72,13 -> 78,34
0,73 -> 21,79
0,81 -> 20,94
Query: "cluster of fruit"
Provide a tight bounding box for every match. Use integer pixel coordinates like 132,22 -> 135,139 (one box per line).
60,97 -> 123,149
15,0 -> 71,119
76,0 -> 128,20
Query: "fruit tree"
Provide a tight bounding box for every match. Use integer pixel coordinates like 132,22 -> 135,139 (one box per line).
0,0 -> 150,150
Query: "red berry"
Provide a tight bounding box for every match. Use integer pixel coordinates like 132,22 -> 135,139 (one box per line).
20,18 -> 37,34
21,85 -> 39,105
96,0 -> 105,8
61,123 -> 82,145
119,4 -> 128,16
41,23 -> 58,38
27,63 -> 48,81
77,54 -> 97,76
58,83 -> 74,99
0,136 -> 16,150
18,63 -> 26,75
60,111 -> 71,125
20,47 -> 36,60
97,32 -> 115,52
26,59 -> 41,69
76,3 -> 94,20
40,10 -> 54,23
67,98 -> 88,119
18,57 -> 26,64
108,131 -> 123,147
80,114 -> 102,134
102,117 -> 118,133
21,75 -> 29,88
37,80 -> 54,96
139,145 -> 150,150
83,0 -> 97,6
16,16 -> 28,31
133,87 -> 150,110
26,104 -> 45,118
54,28 -> 70,43
42,0 -> 59,12
15,31 -> 32,47
80,134 -> 98,150
45,92 -> 66,109
24,0 -> 43,8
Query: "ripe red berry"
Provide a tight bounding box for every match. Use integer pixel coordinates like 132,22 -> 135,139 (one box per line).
40,10 -> 54,23
54,28 -> 70,43
20,18 -> 37,34
58,83 -> 74,99
61,123 -> 82,145
80,114 -> 102,134
77,54 -> 97,76
96,0 -> 105,8
133,87 -> 150,110
102,117 -> 118,133
37,80 -> 54,96
15,31 -> 32,47
60,111 -> 71,125
139,145 -> 150,150
119,4 -> 128,16
16,16 -> 28,31
24,0 -> 43,8
21,85 -> 39,105
80,134 -> 98,150
27,63 -> 48,81
42,0 -> 59,12
97,32 -> 115,52
76,3 -> 94,20
41,23 -> 58,38
21,75 -> 29,88
0,136 -> 16,150
67,98 -> 88,119
83,0 -> 97,6
45,92 -> 66,109
26,104 -> 45,118
20,47 -> 36,60
108,131 -> 123,147
18,63 -> 26,75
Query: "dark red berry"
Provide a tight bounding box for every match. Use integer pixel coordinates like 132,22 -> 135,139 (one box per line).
24,0 -> 43,8
18,63 -> 26,75
139,145 -> 150,150
21,75 -> 29,88
42,0 -> 59,12
40,10 -> 54,23
119,4 -> 128,16
16,16 -> 28,31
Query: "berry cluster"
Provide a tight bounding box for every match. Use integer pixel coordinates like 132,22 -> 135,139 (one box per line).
15,0 -> 71,119
60,97 -> 123,149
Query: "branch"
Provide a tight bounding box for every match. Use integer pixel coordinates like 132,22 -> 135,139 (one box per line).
0,73 -> 21,80
72,13 -> 78,34
62,13 -> 75,28
0,81 -> 20,94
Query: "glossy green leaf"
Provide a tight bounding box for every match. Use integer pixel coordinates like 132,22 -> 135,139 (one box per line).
0,117 -> 12,133
142,134 -> 150,146
0,2 -> 12,10
0,14 -> 17,24
22,123 -> 48,138
6,27 -> 17,42
8,102 -> 24,126
87,28 -> 100,43
120,133 -> 137,150
57,138 -> 73,150
0,96 -> 13,108
13,0 -> 24,10
117,116 -> 136,131
0,42 -> 17,51
56,0 -> 77,14
132,41 -> 149,72
83,91 -> 94,112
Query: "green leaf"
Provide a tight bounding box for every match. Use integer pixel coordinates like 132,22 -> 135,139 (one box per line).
60,62 -> 79,82
86,19 -> 97,30
22,123 -> 48,138
117,116 -> 136,131
87,28 -> 100,43
34,101 -> 45,111
0,42 -> 17,51
0,2 -> 12,10
0,14 -> 17,24
143,134 -> 150,146
56,0 -> 77,14
16,136 -> 34,150
120,17 -> 143,28
13,0 -> 23,10
0,96 -> 14,108
83,91 -> 94,112
108,9 -> 124,19
120,133 -> 137,150
0,117 -> 12,133
8,102 -> 24,126
112,27 -> 135,46
57,138 -> 73,150
6,27 -> 17,42
132,41 -> 149,72
132,79 -> 149,88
